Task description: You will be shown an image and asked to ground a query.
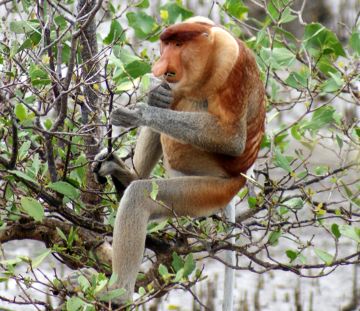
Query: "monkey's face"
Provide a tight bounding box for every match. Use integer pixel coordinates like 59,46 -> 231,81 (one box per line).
152,34 -> 212,96
152,41 -> 184,84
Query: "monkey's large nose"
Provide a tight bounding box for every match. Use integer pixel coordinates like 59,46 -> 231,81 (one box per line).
152,58 -> 168,77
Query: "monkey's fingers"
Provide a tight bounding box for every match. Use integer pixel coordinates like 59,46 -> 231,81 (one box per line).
111,107 -> 140,128
95,173 -> 108,185
148,85 -> 173,108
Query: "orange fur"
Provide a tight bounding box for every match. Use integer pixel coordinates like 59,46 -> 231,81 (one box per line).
153,18 -> 265,199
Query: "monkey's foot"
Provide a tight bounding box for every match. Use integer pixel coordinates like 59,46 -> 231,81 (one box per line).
92,148 -> 136,187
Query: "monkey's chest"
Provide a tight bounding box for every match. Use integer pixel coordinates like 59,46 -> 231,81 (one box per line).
161,135 -> 227,177
162,99 -> 227,177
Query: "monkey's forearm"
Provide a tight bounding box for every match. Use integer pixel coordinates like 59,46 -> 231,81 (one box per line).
141,106 -> 246,156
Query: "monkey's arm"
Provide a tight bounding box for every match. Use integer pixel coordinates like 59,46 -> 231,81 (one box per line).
92,84 -> 171,188
111,106 -> 246,157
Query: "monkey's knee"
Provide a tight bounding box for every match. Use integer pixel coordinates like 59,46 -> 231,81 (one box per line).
121,180 -> 149,203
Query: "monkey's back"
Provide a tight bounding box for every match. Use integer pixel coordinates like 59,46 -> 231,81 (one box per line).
161,41 -> 265,178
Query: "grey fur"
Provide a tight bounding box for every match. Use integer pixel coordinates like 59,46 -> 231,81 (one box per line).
111,105 -> 246,156
67,79 -> 248,306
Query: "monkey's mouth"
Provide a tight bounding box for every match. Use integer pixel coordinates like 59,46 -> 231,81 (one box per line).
165,71 -> 176,77
164,71 -> 178,82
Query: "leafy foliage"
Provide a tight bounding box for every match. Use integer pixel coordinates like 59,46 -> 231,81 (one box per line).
0,0 -> 359,309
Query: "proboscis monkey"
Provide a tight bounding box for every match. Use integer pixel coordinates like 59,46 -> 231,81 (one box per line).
81,16 -> 265,304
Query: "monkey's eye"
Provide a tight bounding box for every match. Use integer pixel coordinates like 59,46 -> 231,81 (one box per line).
175,42 -> 183,47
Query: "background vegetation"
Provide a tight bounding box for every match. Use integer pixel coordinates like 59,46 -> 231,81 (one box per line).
0,0 -> 359,310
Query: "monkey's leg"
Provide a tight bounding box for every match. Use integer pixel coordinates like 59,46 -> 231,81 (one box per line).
132,127 -> 163,179
112,176 -> 244,302
92,127 -> 162,196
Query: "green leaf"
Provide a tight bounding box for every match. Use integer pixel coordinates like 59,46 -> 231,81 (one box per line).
78,275 -> 91,291
268,230 -> 282,245
285,249 -> 298,262
31,153 -> 41,177
99,288 -> 126,301
94,279 -> 108,294
314,248 -> 333,265
285,70 -> 310,89
138,286 -> 146,296
290,124 -> 303,140
260,47 -> 296,70
135,0 -> 149,8
247,196 -> 257,208
0,257 -> 22,266
267,1 -> 280,20
32,249 -> 51,269
278,7 -> 296,24
283,198 -> 304,209
114,47 -> 140,64
110,49 -> 151,80
158,264 -> 169,277
126,12 -> 157,39
43,119 -> 52,130
224,0 -> 248,20
9,170 -> 38,184
20,197 -> 44,222
56,227 -> 68,242
48,181 -> 80,199
115,79 -> 134,92
108,273 -> 118,287
336,134 -> 343,149
18,141 -> 31,160
277,206 -> 288,216
15,103 -> 27,122
54,16 -> 68,30
350,31 -> 360,54
355,127 -> 360,138
303,23 -> 345,58
147,219 -> 167,233
124,60 -> 151,79
29,63 -> 51,87
274,149 -> 292,173
173,268 -> 184,282
103,20 -> 125,45
10,20 -> 39,34
321,72 -> 344,93
172,252 -> 184,272
21,0 -> 32,13
183,254 -> 196,277
314,165 -> 328,175
339,225 -> 360,243
340,181 -> 360,207
331,223 -> 341,239
160,2 -> 193,24
66,297 -> 85,311
150,181 -> 159,201
301,106 -> 336,131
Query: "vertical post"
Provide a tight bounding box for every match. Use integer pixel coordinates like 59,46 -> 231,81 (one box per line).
222,197 -> 236,311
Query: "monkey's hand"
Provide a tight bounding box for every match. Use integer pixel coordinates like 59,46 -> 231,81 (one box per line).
110,106 -> 142,128
148,83 -> 173,109
92,149 -> 136,188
